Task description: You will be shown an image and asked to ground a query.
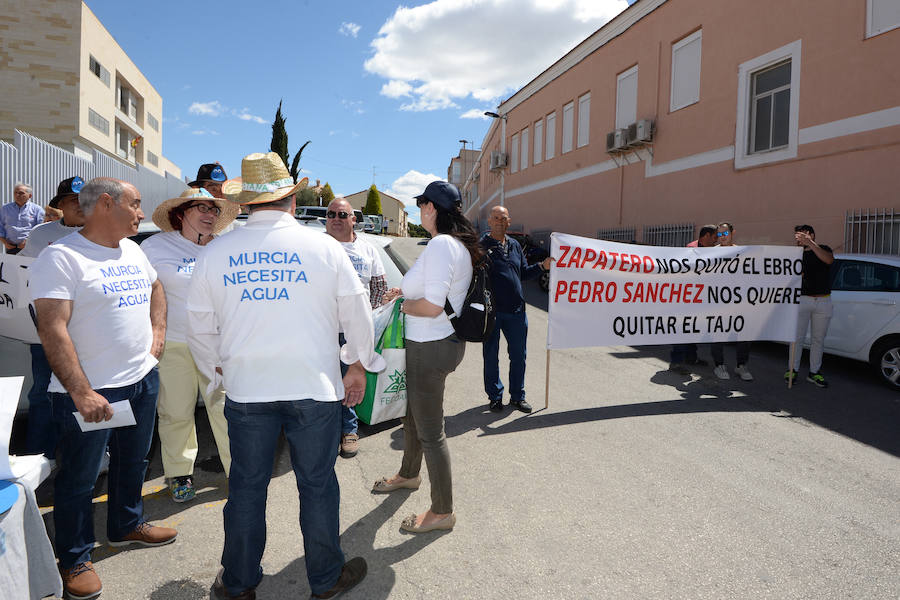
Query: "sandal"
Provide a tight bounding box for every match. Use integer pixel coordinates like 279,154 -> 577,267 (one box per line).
372,475 -> 421,493
400,513 -> 456,533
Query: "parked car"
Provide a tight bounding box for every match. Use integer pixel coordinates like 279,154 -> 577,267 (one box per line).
363,215 -> 376,233
507,231 -> 551,292
814,254 -> 900,389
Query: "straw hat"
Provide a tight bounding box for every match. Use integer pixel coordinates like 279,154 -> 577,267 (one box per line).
222,152 -> 308,206
152,187 -> 240,234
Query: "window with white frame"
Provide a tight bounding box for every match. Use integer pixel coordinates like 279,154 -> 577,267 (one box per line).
670,30 -> 701,111
867,0 -> 900,37
520,127 -> 529,171
734,40 -> 801,169
577,93 -> 591,148
88,108 -> 109,135
89,56 -> 109,86
510,133 -> 519,173
616,66 -> 638,129
545,111 -> 556,160
562,102 -> 574,153
533,119 -> 543,165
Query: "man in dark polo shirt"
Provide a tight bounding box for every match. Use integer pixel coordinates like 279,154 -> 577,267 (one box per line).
480,205 -> 551,413
787,224 -> 834,387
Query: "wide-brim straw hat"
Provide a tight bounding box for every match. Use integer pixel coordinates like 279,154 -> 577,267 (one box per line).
152,187 -> 240,234
222,152 -> 308,206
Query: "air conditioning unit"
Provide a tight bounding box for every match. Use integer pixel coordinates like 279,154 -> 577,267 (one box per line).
605,129 -> 629,153
489,151 -> 508,171
627,119 -> 655,146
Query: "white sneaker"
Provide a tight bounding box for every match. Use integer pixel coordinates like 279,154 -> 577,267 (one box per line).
713,364 -> 730,380
735,364 -> 754,381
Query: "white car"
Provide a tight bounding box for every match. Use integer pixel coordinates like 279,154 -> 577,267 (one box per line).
818,254 -> 900,389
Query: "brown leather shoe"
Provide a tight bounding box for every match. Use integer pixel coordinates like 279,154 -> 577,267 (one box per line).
212,568 -> 257,600
108,521 -> 177,547
60,561 -> 102,600
340,433 -> 359,458
311,557 -> 367,599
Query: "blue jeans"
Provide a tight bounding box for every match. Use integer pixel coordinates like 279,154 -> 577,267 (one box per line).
482,310 -> 528,403
338,356 -> 357,435
670,344 -> 699,364
26,344 -> 57,458
221,398 -> 344,596
50,368 -> 159,568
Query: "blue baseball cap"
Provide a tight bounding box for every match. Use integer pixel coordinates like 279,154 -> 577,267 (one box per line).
49,176 -> 84,207
414,181 -> 461,212
188,163 -> 228,187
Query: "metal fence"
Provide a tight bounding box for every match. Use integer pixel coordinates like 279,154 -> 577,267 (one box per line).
844,208 -> 900,256
597,226 -> 636,243
642,223 -> 695,247
0,130 -> 185,216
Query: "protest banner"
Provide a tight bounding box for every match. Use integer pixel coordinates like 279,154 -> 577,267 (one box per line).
0,254 -> 39,344
547,233 -> 802,350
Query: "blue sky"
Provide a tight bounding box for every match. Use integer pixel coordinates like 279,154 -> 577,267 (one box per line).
86,0 -> 633,222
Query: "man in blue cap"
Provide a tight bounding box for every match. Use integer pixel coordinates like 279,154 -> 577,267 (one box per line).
188,163 -> 228,199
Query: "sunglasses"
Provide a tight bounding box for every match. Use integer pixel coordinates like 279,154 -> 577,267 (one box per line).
187,203 -> 221,216
717,231 -> 731,237
326,211 -> 350,219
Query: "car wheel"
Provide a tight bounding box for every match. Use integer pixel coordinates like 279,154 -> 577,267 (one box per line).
539,270 -> 550,292
871,337 -> 900,390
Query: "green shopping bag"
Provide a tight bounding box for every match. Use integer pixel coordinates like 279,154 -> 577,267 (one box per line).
356,300 -> 407,425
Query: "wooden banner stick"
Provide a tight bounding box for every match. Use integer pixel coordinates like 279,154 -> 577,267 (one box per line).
545,348 -> 551,409
788,342 -> 795,389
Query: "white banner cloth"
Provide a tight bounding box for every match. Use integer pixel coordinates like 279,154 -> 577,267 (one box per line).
547,233 -> 802,349
0,254 -> 39,343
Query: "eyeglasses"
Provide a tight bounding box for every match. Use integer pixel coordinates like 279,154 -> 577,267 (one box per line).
187,203 -> 221,216
717,231 -> 731,237
326,210 -> 350,219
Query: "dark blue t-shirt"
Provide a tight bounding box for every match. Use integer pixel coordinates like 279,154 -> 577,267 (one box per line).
480,233 -> 543,313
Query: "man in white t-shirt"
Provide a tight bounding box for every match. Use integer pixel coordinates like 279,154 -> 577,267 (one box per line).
30,177 -> 176,600
325,198 -> 387,459
21,176 -> 86,468
187,152 -> 384,600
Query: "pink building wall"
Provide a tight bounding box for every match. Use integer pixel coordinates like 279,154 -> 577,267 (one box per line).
465,0 -> 900,250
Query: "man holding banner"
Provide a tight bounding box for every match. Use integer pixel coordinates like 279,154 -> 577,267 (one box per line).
480,206 -> 551,413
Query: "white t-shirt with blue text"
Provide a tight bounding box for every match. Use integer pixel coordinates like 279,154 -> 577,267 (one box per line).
29,232 -> 158,393
141,230 -> 205,343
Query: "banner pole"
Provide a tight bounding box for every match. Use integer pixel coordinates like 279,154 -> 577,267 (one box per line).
788,342 -> 795,389
544,348 -> 551,409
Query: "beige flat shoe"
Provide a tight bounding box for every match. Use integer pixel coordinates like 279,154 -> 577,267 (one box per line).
371,475 -> 421,493
400,513 -> 456,533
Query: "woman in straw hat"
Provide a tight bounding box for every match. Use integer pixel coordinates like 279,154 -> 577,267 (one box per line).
141,187 -> 239,502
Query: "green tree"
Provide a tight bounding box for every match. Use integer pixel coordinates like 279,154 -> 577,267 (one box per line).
270,100 -> 289,169
296,187 -> 318,207
269,100 -> 311,183
407,222 -> 430,238
364,184 -> 382,215
320,182 -> 335,206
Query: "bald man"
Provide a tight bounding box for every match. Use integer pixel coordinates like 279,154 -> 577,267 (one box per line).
479,206 -> 551,413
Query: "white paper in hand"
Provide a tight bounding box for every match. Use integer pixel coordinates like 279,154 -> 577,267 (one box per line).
73,400 -> 137,432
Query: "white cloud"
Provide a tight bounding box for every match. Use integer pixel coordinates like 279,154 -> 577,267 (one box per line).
191,129 -> 219,136
341,99 -> 365,115
387,169 -> 442,207
365,0 -> 628,111
460,109 -> 490,120
189,101 -> 225,116
339,22 -> 361,37
235,108 -> 267,124
189,101 -> 267,124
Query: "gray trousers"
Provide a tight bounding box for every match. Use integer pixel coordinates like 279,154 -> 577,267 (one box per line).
399,334 -> 466,514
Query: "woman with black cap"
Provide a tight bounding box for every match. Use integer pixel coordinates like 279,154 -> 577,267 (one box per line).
141,188 -> 239,502
372,181 -> 481,533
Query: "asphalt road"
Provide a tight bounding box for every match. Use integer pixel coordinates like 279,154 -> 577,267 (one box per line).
14,235 -> 900,599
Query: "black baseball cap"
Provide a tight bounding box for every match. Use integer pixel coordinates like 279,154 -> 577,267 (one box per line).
188,163 -> 227,187
49,176 -> 84,208
414,181 -> 461,212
